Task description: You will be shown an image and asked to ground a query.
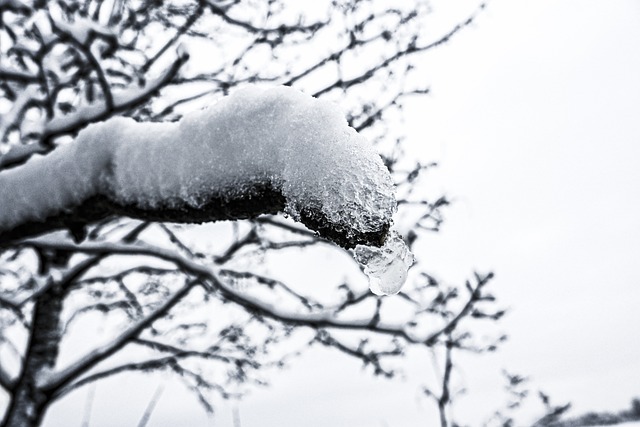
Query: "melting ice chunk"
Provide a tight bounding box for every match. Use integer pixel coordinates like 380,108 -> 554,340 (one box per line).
354,230 -> 415,296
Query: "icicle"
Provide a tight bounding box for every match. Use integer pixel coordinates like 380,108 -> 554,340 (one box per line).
354,230 -> 414,296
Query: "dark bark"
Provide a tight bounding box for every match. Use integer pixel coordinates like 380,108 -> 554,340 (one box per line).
1,286 -> 65,427
0,183 -> 389,249
438,341 -> 453,427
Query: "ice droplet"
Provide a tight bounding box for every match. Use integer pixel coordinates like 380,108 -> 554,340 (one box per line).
354,230 -> 415,296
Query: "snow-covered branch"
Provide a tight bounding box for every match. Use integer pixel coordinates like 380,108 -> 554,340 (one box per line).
0,1 -> 498,424
0,144 -> 49,170
0,365 -> 14,391
1,86 -> 395,249
42,52 -> 188,141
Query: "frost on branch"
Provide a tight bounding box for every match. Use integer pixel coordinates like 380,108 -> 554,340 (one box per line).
0,86 -> 397,250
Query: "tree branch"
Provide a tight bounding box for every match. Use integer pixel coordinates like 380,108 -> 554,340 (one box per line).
43,278 -> 201,394
15,238 -> 482,349
314,330 -> 400,377
48,21 -> 115,112
424,273 -> 494,346
206,2 -> 326,36
312,4 -> 486,98
42,51 -> 188,142
0,365 -> 14,391
1,87 -> 393,249
53,348 -> 226,400
438,340 -> 454,427
0,67 -> 39,84
141,3 -> 205,73
0,143 -> 48,171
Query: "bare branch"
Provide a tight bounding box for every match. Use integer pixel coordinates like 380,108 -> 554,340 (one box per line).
0,67 -> 39,84
54,344 -> 229,400
424,273 -> 495,346
353,88 -> 430,133
141,3 -> 205,73
43,278 -> 202,394
214,228 -> 259,264
219,269 -> 323,311
314,330 -> 400,377
438,340 -> 454,427
312,4 -> 486,98
17,238 -> 490,350
253,217 -> 318,239
207,2 -> 326,36
49,23 -> 115,111
0,294 -> 20,314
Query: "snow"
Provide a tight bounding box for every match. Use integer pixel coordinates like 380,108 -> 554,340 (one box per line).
0,127 -> 112,228
0,85 -> 40,141
0,85 -> 412,292
0,143 -> 47,169
44,57 -> 186,136
0,0 -> 30,12
109,86 -> 397,238
51,16 -> 116,45
33,10 -> 56,45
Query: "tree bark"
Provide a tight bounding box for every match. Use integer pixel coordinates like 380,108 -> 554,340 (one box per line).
1,286 -> 65,427
0,187 -> 389,249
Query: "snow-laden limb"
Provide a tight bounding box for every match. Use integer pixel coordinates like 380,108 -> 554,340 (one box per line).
0,143 -> 48,170
0,363 -> 14,391
42,50 -> 187,140
0,86 -> 395,248
0,0 -> 30,13
0,85 -> 41,142
51,14 -> 116,46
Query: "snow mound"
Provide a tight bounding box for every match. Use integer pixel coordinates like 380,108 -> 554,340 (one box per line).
0,128 -> 113,229
110,86 -> 397,244
0,86 -> 412,293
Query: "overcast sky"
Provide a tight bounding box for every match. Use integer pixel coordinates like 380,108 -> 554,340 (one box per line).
228,1 -> 640,425
413,0 -> 640,414
42,1 -> 640,426
410,0 -> 640,422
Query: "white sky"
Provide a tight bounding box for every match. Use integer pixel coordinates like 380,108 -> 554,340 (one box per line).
411,0 -> 640,414
406,0 -> 640,422
41,0 -> 640,426
225,0 -> 640,425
